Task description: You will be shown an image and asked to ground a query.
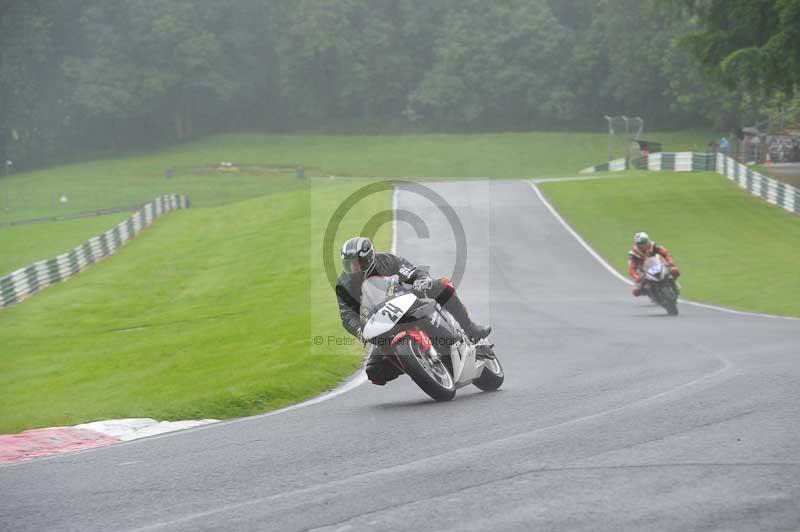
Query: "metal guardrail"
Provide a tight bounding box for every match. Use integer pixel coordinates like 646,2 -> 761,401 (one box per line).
0,194 -> 190,308
579,152 -> 799,215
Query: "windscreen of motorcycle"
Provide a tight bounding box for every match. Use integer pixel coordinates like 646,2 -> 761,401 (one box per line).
642,256 -> 665,280
360,275 -> 398,318
360,276 -> 416,340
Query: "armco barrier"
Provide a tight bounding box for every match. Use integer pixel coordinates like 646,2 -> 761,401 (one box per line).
579,152 -> 799,216
0,194 -> 190,308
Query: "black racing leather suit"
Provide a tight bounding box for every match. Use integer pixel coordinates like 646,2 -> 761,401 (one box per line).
335,252 -> 473,384
336,252 -> 425,338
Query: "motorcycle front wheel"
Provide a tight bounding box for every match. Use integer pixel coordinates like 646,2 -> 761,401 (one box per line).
474,352 -> 504,391
395,338 -> 456,401
658,284 -> 679,316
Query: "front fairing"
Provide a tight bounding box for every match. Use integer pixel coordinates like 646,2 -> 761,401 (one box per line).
361,292 -> 418,341
642,256 -> 668,282
359,276 -> 420,341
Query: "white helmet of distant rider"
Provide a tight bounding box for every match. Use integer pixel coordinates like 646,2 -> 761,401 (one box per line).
633,232 -> 651,254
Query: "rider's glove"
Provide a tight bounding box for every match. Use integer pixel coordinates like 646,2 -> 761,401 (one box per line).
412,276 -> 434,292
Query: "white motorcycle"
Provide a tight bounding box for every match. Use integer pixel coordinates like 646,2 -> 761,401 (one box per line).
360,275 -> 503,401
641,255 -> 680,316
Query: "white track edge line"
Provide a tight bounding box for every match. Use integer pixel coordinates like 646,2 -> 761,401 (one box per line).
528,180 -> 800,321
529,181 -> 631,286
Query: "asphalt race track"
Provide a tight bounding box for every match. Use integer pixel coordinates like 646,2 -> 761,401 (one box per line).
2,180 -> 799,532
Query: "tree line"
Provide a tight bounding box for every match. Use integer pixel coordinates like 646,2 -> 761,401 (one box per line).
1,0 -> 797,169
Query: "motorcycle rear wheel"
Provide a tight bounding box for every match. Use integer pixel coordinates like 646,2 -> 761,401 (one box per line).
395,340 -> 456,401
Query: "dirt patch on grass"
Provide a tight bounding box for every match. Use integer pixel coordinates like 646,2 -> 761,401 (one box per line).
174,163 -> 320,177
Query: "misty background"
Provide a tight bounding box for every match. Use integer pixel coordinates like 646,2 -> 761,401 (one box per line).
1,0 -> 798,170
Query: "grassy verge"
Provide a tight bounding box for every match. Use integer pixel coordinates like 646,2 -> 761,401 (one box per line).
0,130 -> 712,222
0,168 -> 308,222
0,214 -> 131,275
0,181 -> 391,434
0,131 -> 712,278
0,170 -> 305,276
538,171 -> 800,316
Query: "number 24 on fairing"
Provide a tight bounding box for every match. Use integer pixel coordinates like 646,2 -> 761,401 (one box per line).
381,302 -> 403,322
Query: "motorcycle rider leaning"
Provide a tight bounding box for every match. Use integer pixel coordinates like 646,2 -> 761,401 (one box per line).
628,232 -> 681,296
336,236 -> 491,385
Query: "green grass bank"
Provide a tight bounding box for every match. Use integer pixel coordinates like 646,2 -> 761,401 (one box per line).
1,130 -> 712,278
0,182 -> 391,434
0,213 -> 131,275
0,171 -> 305,276
539,171 -> 800,316
0,130 -> 711,222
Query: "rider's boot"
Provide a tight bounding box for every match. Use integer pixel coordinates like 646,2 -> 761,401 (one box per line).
365,346 -> 402,386
632,284 -> 649,297
442,293 -> 491,341
466,322 -> 492,341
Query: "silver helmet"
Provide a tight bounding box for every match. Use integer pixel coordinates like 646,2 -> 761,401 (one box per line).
341,237 -> 376,278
